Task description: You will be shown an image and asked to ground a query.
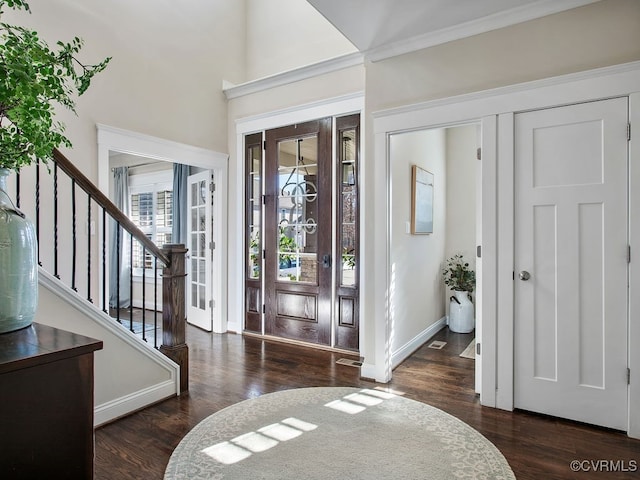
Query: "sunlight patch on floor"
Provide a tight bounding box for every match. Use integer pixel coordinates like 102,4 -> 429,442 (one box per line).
325,389 -> 397,415
201,417 -> 318,465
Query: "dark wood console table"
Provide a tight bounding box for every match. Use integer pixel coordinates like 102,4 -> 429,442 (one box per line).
0,322 -> 103,479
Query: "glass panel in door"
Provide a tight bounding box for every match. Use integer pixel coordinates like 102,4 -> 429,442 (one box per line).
335,115 -> 360,351
244,133 -> 263,333
264,118 -> 332,346
277,137 -> 318,284
187,171 -> 213,331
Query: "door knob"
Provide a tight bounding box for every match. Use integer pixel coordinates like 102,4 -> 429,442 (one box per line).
519,271 -> 531,281
322,254 -> 331,269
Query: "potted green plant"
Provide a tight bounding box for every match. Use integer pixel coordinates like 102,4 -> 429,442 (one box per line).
442,254 -> 475,334
442,254 -> 475,292
0,0 -> 110,332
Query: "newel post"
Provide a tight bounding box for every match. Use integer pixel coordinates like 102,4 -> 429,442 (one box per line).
160,243 -> 189,392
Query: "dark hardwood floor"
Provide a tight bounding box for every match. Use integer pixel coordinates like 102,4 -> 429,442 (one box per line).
95,326 -> 640,479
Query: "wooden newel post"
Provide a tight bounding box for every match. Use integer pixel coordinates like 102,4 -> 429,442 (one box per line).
160,243 -> 189,392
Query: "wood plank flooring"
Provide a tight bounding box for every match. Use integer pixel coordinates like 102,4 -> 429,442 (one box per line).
94,326 -> 640,479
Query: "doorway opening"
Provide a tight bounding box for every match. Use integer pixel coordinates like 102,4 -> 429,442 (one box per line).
97,124 -> 228,334
243,114 -> 360,351
388,122 -> 481,390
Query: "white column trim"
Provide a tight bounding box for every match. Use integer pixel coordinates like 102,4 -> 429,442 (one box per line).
628,93 -> 640,439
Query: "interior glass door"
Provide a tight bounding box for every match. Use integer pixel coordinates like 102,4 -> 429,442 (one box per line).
186,170 -> 213,331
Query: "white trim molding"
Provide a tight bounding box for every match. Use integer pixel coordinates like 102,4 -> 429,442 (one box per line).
223,52 -> 364,100
229,93 -> 365,342
629,92 -> 640,439
366,0 -> 600,62
94,380 -> 176,427
96,124 -> 229,332
391,317 -> 446,370
373,61 -> 640,122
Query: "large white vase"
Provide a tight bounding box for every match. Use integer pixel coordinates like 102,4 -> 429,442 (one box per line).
0,168 -> 38,333
449,290 -> 474,333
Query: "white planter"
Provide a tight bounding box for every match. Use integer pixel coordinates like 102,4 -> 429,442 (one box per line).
449,290 -> 474,333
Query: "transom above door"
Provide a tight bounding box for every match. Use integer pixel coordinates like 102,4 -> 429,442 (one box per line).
244,115 -> 360,350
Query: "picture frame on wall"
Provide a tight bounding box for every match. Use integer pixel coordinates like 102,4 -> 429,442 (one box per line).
411,165 -> 433,234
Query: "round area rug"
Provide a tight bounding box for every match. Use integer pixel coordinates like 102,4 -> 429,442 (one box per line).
164,387 -> 515,480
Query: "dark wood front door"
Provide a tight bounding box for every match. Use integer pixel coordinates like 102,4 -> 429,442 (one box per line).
244,115 -> 360,351
264,118 -> 332,345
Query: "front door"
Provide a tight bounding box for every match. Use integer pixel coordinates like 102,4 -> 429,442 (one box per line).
264,119 -> 333,345
186,170 -> 214,331
514,97 -> 629,430
244,116 -> 360,350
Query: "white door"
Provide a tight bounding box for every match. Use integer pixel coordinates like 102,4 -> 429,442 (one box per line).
187,171 -> 214,331
514,97 -> 629,430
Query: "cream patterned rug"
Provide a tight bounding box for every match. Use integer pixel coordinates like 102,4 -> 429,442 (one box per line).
165,387 -> 514,480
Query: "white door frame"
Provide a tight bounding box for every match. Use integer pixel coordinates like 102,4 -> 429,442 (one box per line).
97,124 -> 229,333
229,93 -> 365,337
373,60 -> 640,438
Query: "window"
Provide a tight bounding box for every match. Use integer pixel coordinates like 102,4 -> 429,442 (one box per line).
128,169 -> 173,275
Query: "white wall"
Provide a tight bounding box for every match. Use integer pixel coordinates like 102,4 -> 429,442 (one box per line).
444,125 -> 479,316
388,129 -> 447,356
245,0 -> 357,81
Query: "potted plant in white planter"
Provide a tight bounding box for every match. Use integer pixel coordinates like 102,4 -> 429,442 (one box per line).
442,254 -> 476,333
0,0 -> 110,332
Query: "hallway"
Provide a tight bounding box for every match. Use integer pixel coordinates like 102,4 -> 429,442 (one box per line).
95,326 -> 639,479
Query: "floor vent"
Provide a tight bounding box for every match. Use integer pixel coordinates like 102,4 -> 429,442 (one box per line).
336,358 -> 363,367
428,341 -> 447,350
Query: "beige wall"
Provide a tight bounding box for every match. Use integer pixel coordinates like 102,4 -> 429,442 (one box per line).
3,0 -> 244,301
3,0 -> 245,180
361,0 -> 640,364
245,0 -> 356,81
366,0 -> 640,113
389,128 -> 447,352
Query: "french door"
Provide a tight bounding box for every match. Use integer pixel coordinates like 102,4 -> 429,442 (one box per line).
186,170 -> 214,331
244,115 -> 360,350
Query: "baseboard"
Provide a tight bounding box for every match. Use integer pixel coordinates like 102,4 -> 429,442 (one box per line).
391,317 -> 446,369
227,320 -> 242,334
94,380 -> 177,427
358,317 -> 446,384
359,363 -> 380,382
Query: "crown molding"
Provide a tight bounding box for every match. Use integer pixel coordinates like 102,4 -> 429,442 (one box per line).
223,52 -> 364,100
372,60 -> 640,121
366,0 -> 600,62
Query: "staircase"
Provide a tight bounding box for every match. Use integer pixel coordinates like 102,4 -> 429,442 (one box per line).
5,149 -> 188,425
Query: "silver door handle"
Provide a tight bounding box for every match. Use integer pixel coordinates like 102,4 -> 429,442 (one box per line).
519,271 -> 531,281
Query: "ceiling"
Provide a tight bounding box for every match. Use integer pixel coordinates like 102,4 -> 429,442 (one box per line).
307,0 -> 600,60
